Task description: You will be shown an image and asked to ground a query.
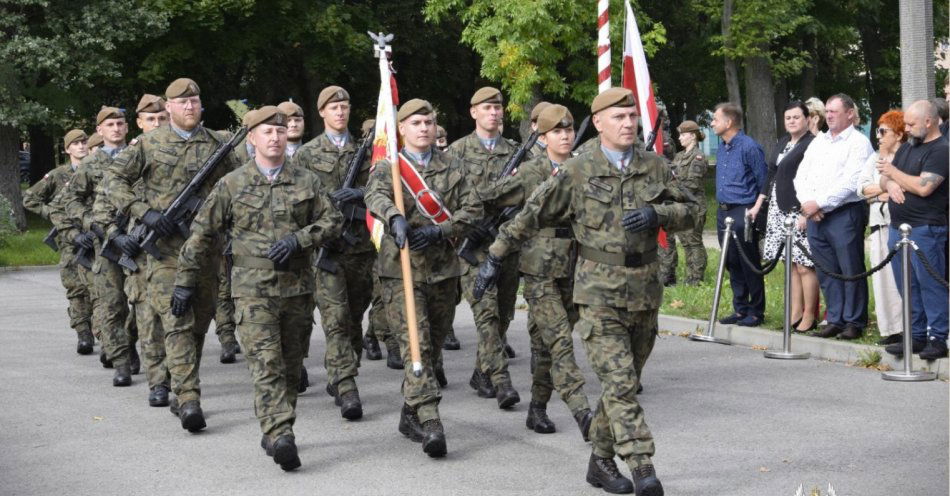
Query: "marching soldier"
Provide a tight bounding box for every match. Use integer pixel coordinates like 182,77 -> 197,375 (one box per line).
434,125 -> 449,152
658,120 -> 708,286
107,78 -> 240,432
278,101 -> 305,158
290,86 -> 375,419
174,105 -> 339,471
528,101 -> 551,157
364,98 -> 482,458
475,87 -> 698,495
22,129 -> 95,355
445,86 -> 521,408
86,132 -> 103,154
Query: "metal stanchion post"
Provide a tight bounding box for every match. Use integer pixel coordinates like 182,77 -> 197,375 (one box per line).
765,216 -> 809,359
883,224 -> 937,381
690,216 -> 732,345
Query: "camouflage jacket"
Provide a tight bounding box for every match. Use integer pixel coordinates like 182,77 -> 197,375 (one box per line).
107,125 -> 239,259
489,145 -> 699,311
669,146 -> 708,200
23,162 -> 74,221
175,160 -> 340,298
59,149 -> 120,241
364,148 -> 482,284
290,132 -> 373,254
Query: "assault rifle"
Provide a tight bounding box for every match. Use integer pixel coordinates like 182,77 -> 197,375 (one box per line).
98,213 -> 129,264
456,131 -> 539,266
314,126 -> 375,273
43,227 -> 59,252
572,115 -> 591,151
644,112 -> 663,153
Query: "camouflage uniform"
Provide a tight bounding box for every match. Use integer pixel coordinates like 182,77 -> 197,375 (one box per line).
107,124 -> 239,405
23,164 -> 93,340
489,145 -> 698,470
364,148 -> 482,424
366,268 -> 394,350
445,132 -> 521,389
176,160 -> 340,439
658,147 -> 708,285
290,132 -> 374,396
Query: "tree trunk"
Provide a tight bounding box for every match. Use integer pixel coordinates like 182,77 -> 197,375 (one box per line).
774,76 -> 789,136
28,126 -> 54,184
857,4 -> 891,148
722,0 -> 742,107
800,33 -> 817,99
899,0 -> 935,107
744,54 -> 777,159
0,124 -> 27,231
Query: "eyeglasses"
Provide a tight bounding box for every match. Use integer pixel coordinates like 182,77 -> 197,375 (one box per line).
876,127 -> 892,137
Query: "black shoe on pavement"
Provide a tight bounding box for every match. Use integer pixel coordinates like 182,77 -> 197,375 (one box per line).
574,408 -> 593,442
586,454 -> 634,494
260,434 -> 274,457
272,436 -> 301,471
526,401 -> 556,434
77,330 -> 94,355
363,335 -> 383,360
885,339 -> 927,356
469,369 -> 496,398
496,383 -> 520,409
130,347 -> 141,375
219,341 -> 239,364
718,313 -> 743,325
149,384 -> 170,407
812,324 -> 843,339
298,365 -> 309,393
736,315 -> 763,327
112,363 -> 132,387
169,397 -> 180,417
398,403 -> 424,442
877,333 -> 902,345
386,342 -> 404,370
442,335 -> 461,351
339,390 -> 363,420
504,342 -> 517,359
326,382 -> 340,405
100,351 -> 113,369
837,325 -> 863,340
434,366 -> 448,388
632,465 -> 664,496
919,340 -> 949,360
179,400 -> 206,433
421,419 -> 447,458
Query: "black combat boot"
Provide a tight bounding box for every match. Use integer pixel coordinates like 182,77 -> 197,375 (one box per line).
179,400 -> 206,433
326,382 -> 339,404
386,341 -> 404,370
631,464 -> 664,496
272,435 -> 301,471
586,453 -> 634,494
169,397 -> 180,417
219,341 -> 239,364
112,363 -> 132,387
574,408 -> 593,442
339,390 -> 363,420
363,335 -> 382,360
526,401 -> 556,433
468,369 -> 496,398
496,382 -> 520,409
421,419 -> 447,458
298,365 -> 309,393
76,330 -> 94,355
398,403 -> 424,442
129,347 -> 141,375
149,384 -> 170,407
100,350 -> 113,369
434,365 -> 448,388
442,334 -> 461,350
260,434 -> 275,456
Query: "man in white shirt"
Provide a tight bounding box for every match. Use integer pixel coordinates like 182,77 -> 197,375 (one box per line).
794,93 -> 873,340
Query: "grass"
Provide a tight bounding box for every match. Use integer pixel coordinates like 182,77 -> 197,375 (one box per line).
0,211 -> 60,267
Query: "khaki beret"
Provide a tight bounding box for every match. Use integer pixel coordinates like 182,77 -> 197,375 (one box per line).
63,129 -> 88,148
277,101 -> 304,117
241,108 -> 258,127
136,94 -> 165,114
590,87 -> 637,115
536,105 -> 574,134
361,119 -> 376,136
530,101 -> 552,122
96,106 -> 125,125
245,106 -> 287,130
677,120 -> 705,141
87,132 -> 103,148
436,125 -> 447,139
165,78 -> 200,99
317,86 -> 349,110
397,99 -> 434,122
470,86 -> 503,106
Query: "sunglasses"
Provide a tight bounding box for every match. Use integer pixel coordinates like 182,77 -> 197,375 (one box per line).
876,127 -> 892,137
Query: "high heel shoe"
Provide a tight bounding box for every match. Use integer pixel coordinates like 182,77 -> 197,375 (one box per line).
794,319 -> 817,333
791,317 -> 802,329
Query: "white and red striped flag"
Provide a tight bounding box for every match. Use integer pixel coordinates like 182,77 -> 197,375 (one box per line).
621,0 -> 663,156
366,44 -> 400,250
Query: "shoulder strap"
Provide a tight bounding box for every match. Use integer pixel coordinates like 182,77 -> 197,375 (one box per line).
397,152 -> 452,225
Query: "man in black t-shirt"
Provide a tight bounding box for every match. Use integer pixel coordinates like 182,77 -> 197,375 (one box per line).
878,100 -> 949,360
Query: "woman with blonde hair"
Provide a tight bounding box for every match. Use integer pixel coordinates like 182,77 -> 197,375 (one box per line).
805,97 -> 826,135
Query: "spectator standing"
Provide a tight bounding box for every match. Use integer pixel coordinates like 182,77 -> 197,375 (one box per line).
931,98 -> 948,139
805,97 -> 826,136
711,102 -> 768,327
856,110 -> 907,345
794,94 -> 873,340
879,100 -> 949,360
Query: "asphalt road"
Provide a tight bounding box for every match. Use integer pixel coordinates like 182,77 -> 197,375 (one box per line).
1,267 -> 947,496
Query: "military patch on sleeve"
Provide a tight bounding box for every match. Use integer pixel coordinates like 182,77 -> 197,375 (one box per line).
696,154 -> 704,160
129,138 -> 139,146
43,173 -> 50,180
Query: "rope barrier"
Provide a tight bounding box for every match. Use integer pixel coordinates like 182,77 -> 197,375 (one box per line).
793,240 -> 899,282
910,243 -> 950,289
728,231 -> 783,276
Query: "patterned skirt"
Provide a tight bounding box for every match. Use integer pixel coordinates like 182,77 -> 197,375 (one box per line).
762,185 -> 814,267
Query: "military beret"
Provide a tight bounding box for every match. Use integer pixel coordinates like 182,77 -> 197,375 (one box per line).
530,101 -> 552,122
317,86 -> 349,110
245,106 -> 287,130
96,106 -> 125,125
470,86 -> 503,106
63,129 -> 88,148
397,99 -> 434,122
241,108 -> 258,127
436,125 -> 447,139
165,78 -> 200,99
136,94 -> 166,114
590,87 -> 637,115
536,104 -> 574,134
677,120 -> 705,141
86,132 -> 103,148
277,101 -> 304,117
361,119 -> 375,136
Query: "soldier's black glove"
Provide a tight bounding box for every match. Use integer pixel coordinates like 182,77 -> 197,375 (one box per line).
621,206 -> 659,233
473,254 -> 503,300
72,231 -> 96,250
142,209 -> 175,238
389,215 -> 409,249
90,223 -> 106,240
170,286 -> 195,317
408,225 -> 443,251
113,233 -> 140,257
330,187 -> 363,204
466,221 -> 493,245
267,234 -> 300,264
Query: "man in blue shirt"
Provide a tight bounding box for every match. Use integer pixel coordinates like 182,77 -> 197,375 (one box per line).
711,102 -> 768,326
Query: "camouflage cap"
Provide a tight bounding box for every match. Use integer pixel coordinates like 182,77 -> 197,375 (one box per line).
436,125 -> 447,139
63,129 -> 88,148
530,101 -> 552,122
677,120 -> 705,141
87,132 -> 103,148
245,106 -> 287,130
590,87 -> 636,115
317,86 -> 349,110
277,101 -> 304,117
470,86 -> 503,106
136,94 -> 166,114
165,78 -> 200,99
96,106 -> 125,125
397,99 -> 434,122
536,104 -> 573,134
361,119 -> 375,136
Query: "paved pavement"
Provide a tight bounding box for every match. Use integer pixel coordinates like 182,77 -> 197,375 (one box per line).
1,267 -> 947,496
